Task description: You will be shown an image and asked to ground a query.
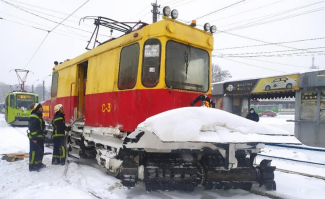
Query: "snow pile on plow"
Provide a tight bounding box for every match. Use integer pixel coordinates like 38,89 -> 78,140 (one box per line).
138,107 -> 301,144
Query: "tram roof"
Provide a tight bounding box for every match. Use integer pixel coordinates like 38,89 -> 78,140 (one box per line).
52,17 -> 214,72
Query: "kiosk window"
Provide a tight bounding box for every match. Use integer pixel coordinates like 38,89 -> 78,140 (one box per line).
301,92 -> 317,120
321,91 -> 325,121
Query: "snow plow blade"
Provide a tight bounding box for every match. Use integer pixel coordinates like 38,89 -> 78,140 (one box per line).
120,107 -> 300,191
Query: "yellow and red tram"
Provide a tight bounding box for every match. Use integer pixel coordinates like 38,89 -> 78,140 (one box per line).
43,17 -> 213,131
41,13 -> 289,192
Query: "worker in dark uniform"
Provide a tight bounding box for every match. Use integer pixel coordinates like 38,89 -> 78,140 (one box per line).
246,108 -> 259,122
28,103 -> 46,172
52,104 -> 71,165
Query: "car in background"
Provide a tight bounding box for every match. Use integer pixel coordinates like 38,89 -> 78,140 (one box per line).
258,111 -> 277,117
263,77 -> 297,91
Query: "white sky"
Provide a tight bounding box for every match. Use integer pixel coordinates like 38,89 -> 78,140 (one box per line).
0,0 -> 324,87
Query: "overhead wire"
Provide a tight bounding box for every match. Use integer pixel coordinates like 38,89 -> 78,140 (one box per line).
214,37 -> 325,51
23,0 -> 90,69
209,0 -> 285,23
164,0 -> 188,7
129,5 -> 151,21
195,0 -> 246,20
217,0 -> 325,29
4,2 -> 111,35
215,50 -> 325,58
219,47 -> 325,56
207,1 -> 325,58
0,10 -> 90,39
0,16 -> 49,32
173,0 -> 198,8
216,56 -> 286,73
6,0 -> 81,18
0,17 -> 88,41
217,31 -> 300,50
4,2 -> 114,37
220,6 -> 325,33
0,0 -> 110,38
232,57 -> 311,69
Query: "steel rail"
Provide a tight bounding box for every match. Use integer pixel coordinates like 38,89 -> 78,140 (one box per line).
265,143 -> 325,152
258,154 -> 325,166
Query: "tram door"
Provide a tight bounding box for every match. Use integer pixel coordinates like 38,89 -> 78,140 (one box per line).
232,98 -> 241,116
4,96 -> 8,121
77,61 -> 88,119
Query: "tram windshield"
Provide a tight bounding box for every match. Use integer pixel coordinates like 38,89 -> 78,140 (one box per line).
165,41 -> 209,92
16,95 -> 35,110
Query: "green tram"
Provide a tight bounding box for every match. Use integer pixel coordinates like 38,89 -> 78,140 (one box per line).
4,92 -> 39,125
250,105 -> 279,114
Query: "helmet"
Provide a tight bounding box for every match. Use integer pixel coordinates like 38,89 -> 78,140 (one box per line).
31,103 -> 40,111
54,104 -> 63,112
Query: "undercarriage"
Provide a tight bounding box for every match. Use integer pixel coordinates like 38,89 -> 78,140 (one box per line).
119,152 -> 276,192
66,123 -> 276,192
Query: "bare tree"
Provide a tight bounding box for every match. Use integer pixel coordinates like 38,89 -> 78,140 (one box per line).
211,64 -> 232,83
0,82 -> 50,102
0,82 -> 11,102
33,84 -> 50,102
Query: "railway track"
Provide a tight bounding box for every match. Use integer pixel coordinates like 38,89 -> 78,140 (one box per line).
64,155 -> 325,199
63,139 -> 325,199
250,167 -> 325,199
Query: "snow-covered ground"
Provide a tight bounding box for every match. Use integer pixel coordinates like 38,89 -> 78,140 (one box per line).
259,114 -> 294,135
1,113 -> 325,199
258,114 -> 325,177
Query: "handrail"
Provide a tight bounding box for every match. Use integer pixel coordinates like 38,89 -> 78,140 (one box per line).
69,82 -> 75,120
82,79 -> 87,119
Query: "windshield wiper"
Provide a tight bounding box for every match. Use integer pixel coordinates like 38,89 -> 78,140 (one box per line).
184,45 -> 191,80
184,51 -> 189,80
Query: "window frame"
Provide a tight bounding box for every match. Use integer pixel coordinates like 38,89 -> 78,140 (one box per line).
10,94 -> 15,109
141,38 -> 162,88
118,42 -> 140,90
51,72 -> 59,98
165,40 -> 210,93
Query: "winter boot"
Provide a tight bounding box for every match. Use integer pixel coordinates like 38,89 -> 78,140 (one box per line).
29,166 -> 40,172
52,159 -> 60,165
61,161 -> 65,166
40,163 -> 46,168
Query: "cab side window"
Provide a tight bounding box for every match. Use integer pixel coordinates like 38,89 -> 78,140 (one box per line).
51,72 -> 59,98
142,39 -> 161,87
118,43 -> 140,90
10,94 -> 15,108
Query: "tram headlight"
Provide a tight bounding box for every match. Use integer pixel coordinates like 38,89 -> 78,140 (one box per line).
171,9 -> 178,19
204,23 -> 210,32
163,6 -> 171,17
210,25 -> 217,33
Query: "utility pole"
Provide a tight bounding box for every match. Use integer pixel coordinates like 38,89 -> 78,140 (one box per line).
32,79 -> 39,93
43,75 -> 51,102
43,80 -> 45,102
151,0 -> 160,23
